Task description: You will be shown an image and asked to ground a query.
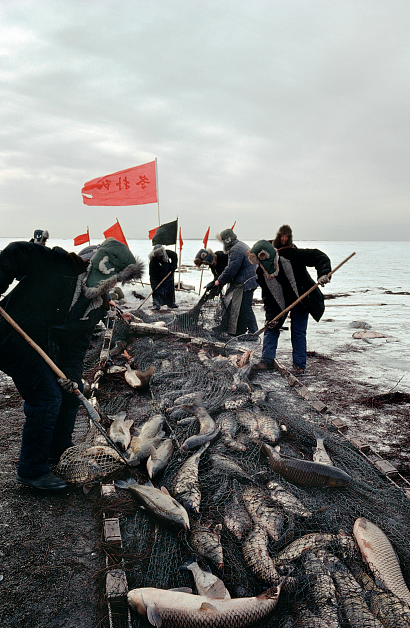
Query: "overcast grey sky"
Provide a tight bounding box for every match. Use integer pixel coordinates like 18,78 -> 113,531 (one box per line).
1,0 -> 409,241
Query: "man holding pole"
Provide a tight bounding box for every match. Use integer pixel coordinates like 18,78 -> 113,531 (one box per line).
247,238 -> 331,375
148,244 -> 178,310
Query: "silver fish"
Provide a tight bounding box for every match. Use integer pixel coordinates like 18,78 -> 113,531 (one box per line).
330,565 -> 384,628
138,414 -> 164,440
224,395 -> 249,410
181,559 -> 231,600
127,579 -> 287,628
274,532 -> 336,564
108,413 -> 133,451
209,453 -> 254,482
181,393 -> 219,450
242,525 -> 281,585
216,413 -> 247,452
253,412 -> 281,445
127,434 -> 165,467
353,517 -> 410,607
115,480 -> 190,530
172,443 -> 209,514
267,480 -> 312,518
262,442 -> 352,487
146,439 -> 175,479
303,551 -> 341,628
242,485 -> 284,542
312,431 -> 333,466
188,521 -> 224,569
223,480 -> 253,541
236,409 -> 261,440
368,588 -> 410,628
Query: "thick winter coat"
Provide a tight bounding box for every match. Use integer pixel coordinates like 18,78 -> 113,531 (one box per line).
217,240 -> 258,291
0,242 -> 108,387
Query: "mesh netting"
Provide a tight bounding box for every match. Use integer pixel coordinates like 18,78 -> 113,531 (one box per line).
63,309 -> 410,626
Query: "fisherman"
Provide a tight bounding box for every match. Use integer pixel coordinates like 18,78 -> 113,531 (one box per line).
248,239 -> 331,375
0,238 -> 144,490
149,243 -> 178,310
31,229 -> 49,245
208,228 -> 258,336
271,224 -> 295,249
193,248 -> 228,279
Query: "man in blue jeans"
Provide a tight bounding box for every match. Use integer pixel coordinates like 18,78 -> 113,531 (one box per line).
247,239 -> 331,375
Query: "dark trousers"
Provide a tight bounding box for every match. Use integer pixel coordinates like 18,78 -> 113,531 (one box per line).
262,301 -> 309,369
151,276 -> 176,308
13,366 -> 80,478
236,289 -> 258,335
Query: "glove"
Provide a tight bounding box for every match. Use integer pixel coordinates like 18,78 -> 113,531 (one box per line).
57,377 -> 79,393
206,281 -> 216,290
317,275 -> 330,286
266,319 -> 279,330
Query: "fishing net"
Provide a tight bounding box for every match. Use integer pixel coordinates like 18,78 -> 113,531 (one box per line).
63,308 -> 410,627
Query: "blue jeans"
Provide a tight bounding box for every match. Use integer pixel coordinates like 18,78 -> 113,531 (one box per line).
236,290 -> 258,335
262,301 -> 309,369
13,366 -> 80,478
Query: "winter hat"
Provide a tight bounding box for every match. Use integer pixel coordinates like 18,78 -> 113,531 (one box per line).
247,240 -> 279,277
78,244 -> 100,261
215,228 -> 237,251
272,224 -> 293,249
194,248 -> 214,266
86,238 -> 144,290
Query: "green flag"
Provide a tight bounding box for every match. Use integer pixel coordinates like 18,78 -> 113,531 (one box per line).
152,219 -> 178,246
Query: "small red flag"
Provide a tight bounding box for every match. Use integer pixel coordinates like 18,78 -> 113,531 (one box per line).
103,220 -> 128,247
74,228 -> 90,246
231,221 -> 236,230
203,226 -> 210,249
179,227 -> 183,251
82,161 -> 157,206
148,227 -> 158,240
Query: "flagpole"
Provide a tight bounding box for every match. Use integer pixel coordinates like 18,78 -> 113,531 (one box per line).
87,226 -> 90,245
155,158 -> 160,226
175,215 -> 178,253
177,224 -> 182,291
199,267 -> 204,294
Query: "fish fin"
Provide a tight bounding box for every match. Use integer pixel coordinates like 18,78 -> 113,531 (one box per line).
114,478 -> 136,489
125,419 -> 134,429
160,486 -> 171,495
205,581 -> 229,600
168,587 -> 192,593
150,445 -> 158,458
108,411 -> 127,421
180,558 -> 197,571
200,602 -> 217,612
257,586 -> 279,599
146,603 -> 162,627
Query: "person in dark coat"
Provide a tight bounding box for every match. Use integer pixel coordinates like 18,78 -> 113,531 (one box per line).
149,244 -> 178,310
209,229 -> 258,336
193,248 -> 228,279
271,224 -> 294,249
248,239 -> 331,375
0,238 -> 144,489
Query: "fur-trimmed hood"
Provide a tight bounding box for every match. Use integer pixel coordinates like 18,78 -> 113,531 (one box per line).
148,244 -> 169,264
215,229 -> 237,252
247,240 -> 279,277
272,224 -> 293,249
194,248 -> 216,267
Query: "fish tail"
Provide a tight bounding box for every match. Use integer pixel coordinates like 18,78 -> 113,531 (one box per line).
313,430 -> 324,444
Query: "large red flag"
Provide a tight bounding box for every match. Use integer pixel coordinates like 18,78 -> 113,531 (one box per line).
82,161 -> 157,206
74,228 -> 89,246
148,227 -> 158,240
203,226 -> 210,249
179,227 -> 183,251
103,220 -> 128,247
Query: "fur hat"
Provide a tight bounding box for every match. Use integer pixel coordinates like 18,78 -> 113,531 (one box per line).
215,228 -> 237,251
247,240 -> 279,277
194,248 -> 214,266
272,224 -> 293,249
85,238 -> 144,291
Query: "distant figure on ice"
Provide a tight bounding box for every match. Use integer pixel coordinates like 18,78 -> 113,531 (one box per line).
208,228 -> 258,336
193,248 -> 228,279
248,237 -> 331,376
149,244 -> 178,310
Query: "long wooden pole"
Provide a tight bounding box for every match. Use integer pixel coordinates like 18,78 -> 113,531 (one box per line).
0,306 -> 131,464
136,271 -> 172,310
199,266 -> 205,294
155,157 -> 160,226
255,252 -> 356,336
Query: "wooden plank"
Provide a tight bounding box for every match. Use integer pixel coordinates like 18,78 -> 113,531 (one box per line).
350,437 -> 371,453
331,417 -> 348,433
104,517 -> 122,544
101,482 -> 116,497
297,385 -> 312,401
374,460 -> 399,478
311,398 -> 328,413
106,568 -> 128,603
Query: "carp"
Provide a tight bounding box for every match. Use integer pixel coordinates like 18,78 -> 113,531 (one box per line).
128,579 -> 287,628
216,413 -> 247,452
223,479 -> 253,541
267,480 -> 312,518
330,566 -> 384,628
138,415 -> 164,441
146,439 -> 175,479
274,532 -> 336,564
172,443 -> 209,514
108,412 -> 133,451
181,393 -> 219,451
353,517 -> 410,607
262,442 -> 352,487
312,431 -> 333,466
127,434 -> 165,467
115,479 -> 190,530
181,558 -> 231,600
188,521 -> 224,569
253,412 -> 281,445
303,551 -> 341,628
242,485 -> 284,542
209,453 -> 254,483
242,525 -> 281,585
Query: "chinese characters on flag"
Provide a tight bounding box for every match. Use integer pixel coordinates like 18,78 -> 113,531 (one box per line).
103,220 -> 128,247
82,161 -> 157,206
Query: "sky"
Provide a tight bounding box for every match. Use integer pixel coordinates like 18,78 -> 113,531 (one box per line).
1,0 -> 410,241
